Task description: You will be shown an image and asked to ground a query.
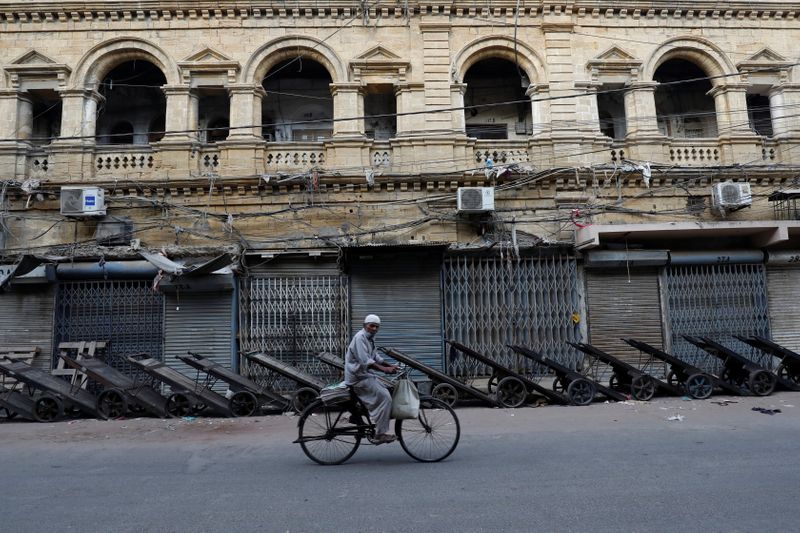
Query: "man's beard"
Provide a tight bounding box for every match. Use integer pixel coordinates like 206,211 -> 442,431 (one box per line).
365,330 -> 376,340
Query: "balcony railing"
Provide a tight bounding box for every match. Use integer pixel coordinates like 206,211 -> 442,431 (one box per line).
95,146 -> 157,177
371,141 -> 392,169
667,139 -> 720,165
474,140 -> 530,166
265,142 -> 326,171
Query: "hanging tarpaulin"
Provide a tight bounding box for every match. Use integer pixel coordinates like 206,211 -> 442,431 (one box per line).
443,253 -> 583,378
662,262 -> 770,373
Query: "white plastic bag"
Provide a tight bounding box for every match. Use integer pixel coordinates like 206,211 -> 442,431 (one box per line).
390,378 -> 420,420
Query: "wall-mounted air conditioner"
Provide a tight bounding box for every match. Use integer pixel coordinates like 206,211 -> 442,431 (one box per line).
711,182 -> 752,210
457,187 -> 495,213
60,186 -> 106,217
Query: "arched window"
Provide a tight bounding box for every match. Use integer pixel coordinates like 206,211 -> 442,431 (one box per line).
464,58 -> 532,140
261,58 -> 333,142
654,59 -> 717,138
97,60 -> 167,145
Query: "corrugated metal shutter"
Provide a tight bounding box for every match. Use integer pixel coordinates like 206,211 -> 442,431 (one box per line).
663,263 -> 770,373
767,266 -> 800,353
163,291 -> 233,392
0,285 -> 54,371
443,254 -> 583,377
350,255 -> 443,372
586,269 -> 663,367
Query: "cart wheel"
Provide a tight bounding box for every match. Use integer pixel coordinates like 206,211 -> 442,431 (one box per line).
431,383 -> 459,407
495,377 -> 528,408
552,377 -> 567,393
667,370 -> 679,388
292,387 -> 319,413
748,370 -> 776,396
567,379 -> 595,406
631,375 -> 656,401
230,390 -> 258,417
97,388 -> 128,419
33,395 -> 63,422
685,374 -> 713,399
0,407 -> 18,420
720,369 -> 744,387
166,393 -> 192,417
608,374 -> 620,391
297,398 -> 362,465
777,363 -> 800,386
487,371 -> 499,394
567,378 -> 597,405
396,397 -> 460,463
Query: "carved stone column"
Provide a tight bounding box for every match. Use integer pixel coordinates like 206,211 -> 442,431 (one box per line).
623,81 -> 662,139
330,82 -> 363,137
228,84 -> 264,140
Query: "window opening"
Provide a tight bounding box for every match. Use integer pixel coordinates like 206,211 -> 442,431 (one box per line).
654,59 -> 717,138
261,58 -> 333,142
28,89 -> 62,145
596,84 -> 626,140
197,87 -> 230,143
464,58 -> 532,140
363,84 -> 396,140
97,60 -> 167,145
746,93 -> 773,137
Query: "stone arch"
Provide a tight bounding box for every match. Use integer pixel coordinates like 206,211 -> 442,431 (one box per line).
451,36 -> 546,84
244,36 -> 346,84
643,37 -> 737,86
71,37 -> 179,89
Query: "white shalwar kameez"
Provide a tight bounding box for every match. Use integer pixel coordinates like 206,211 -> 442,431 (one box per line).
345,328 -> 392,436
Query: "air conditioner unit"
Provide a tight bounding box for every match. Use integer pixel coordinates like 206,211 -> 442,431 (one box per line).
60,186 -> 106,217
457,187 -> 495,213
712,182 -> 752,210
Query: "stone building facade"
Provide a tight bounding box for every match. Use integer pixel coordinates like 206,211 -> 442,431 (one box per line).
1,2 -> 800,391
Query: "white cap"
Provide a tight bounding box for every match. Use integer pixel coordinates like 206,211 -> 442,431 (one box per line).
364,314 -> 381,325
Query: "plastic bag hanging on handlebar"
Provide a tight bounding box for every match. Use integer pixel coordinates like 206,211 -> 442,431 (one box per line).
390,378 -> 420,420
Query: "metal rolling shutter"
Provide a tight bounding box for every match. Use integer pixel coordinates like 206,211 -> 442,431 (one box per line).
663,263 -> 770,373
767,267 -> 800,353
0,285 -> 54,371
586,269 -> 663,367
350,255 -> 443,372
163,292 -> 234,392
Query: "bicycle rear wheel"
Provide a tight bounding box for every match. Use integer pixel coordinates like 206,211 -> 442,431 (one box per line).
396,398 -> 460,462
297,400 -> 362,465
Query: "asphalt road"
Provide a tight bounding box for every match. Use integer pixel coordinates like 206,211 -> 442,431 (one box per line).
1,392 -> 798,533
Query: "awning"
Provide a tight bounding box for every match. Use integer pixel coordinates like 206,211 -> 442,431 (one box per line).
575,221 -> 800,250
140,251 -> 235,276
0,254 -> 60,290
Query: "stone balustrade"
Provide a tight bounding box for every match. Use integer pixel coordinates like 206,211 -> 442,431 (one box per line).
265,143 -> 326,171
667,139 -> 720,166
95,147 -> 157,177
474,141 -> 530,166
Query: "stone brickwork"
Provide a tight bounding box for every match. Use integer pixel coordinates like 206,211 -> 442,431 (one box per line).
1,2 -> 799,255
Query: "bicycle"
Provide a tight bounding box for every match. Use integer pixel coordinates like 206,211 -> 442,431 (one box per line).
294,368 -> 460,465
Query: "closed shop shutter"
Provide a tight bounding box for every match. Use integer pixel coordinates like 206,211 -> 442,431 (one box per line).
163,291 -> 234,392
0,285 -> 54,371
54,280 -> 164,374
766,267 -> 800,354
586,269 -> 663,368
443,254 -> 582,377
350,255 -> 443,372
239,259 -> 348,391
663,263 -> 770,373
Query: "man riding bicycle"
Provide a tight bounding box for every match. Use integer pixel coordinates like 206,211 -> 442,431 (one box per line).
344,314 -> 399,444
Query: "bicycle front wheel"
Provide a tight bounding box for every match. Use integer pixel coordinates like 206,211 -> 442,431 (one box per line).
396,398 -> 460,463
298,400 -> 362,465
